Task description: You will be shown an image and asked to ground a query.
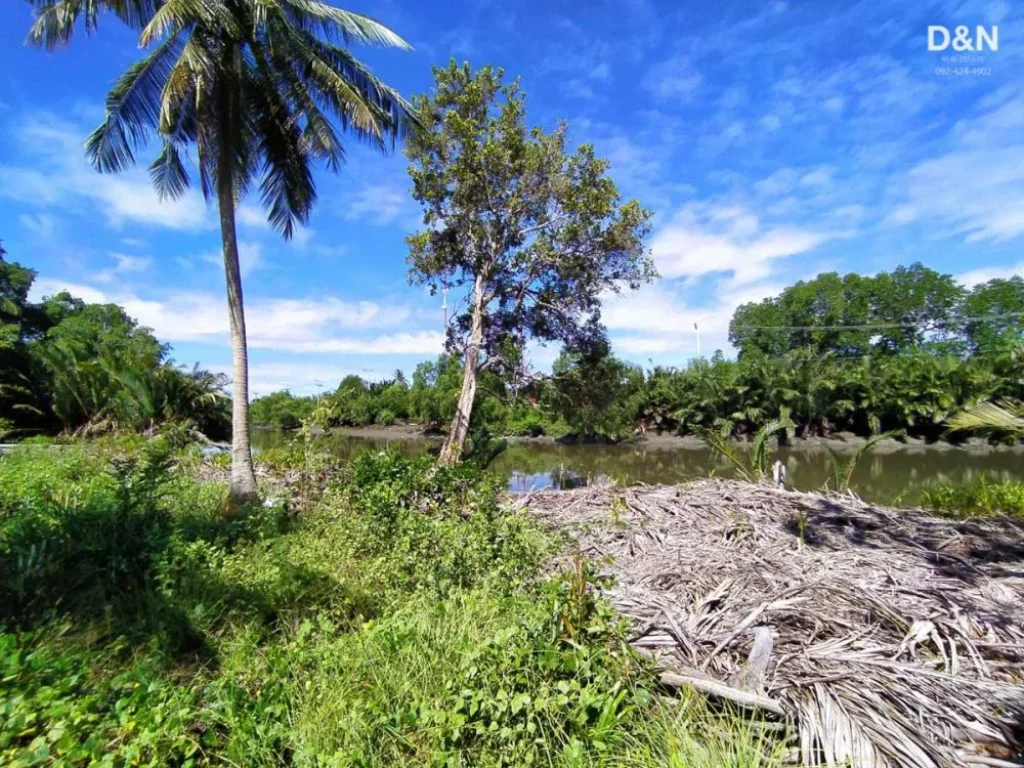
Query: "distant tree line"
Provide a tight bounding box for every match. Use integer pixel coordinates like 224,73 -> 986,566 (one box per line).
251,347 -> 646,442
730,263 -> 1024,358
0,249 -> 229,440
253,265 -> 1024,444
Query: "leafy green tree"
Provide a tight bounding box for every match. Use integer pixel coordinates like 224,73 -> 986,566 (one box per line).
731,272 -> 874,358
870,263 -> 964,353
3,280 -> 229,437
406,62 -> 654,464
730,264 -> 966,358
250,390 -> 316,429
728,300 -> 789,358
0,249 -> 48,432
409,355 -> 463,427
546,347 -> 644,439
962,278 -> 1024,355
0,248 -> 36,351
31,0 -> 415,501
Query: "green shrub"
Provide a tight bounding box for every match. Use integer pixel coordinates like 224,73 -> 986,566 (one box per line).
0,631 -> 217,766
326,450 -> 547,596
249,390 -> 316,429
921,479 -> 1024,519
0,442 -> 786,767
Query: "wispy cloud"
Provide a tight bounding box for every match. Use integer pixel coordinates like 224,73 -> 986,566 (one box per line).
643,54 -> 702,101
884,91 -> 1024,242
28,277 -> 439,356
0,113 -> 211,231
342,182 -> 418,228
650,202 -> 832,284
956,262 -> 1024,288
202,241 -> 266,278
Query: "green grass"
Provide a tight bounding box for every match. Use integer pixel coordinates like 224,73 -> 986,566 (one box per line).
0,439 -> 785,766
921,478 -> 1024,520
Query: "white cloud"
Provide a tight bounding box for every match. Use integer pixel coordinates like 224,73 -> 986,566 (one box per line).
313,244 -> 348,259
956,262 -> 1024,288
236,363 -> 390,397
753,169 -> 799,196
237,205 -> 268,229
202,241 -> 265,278
887,146 -> 1024,242
19,213 -> 56,237
603,278 -> 785,359
27,277 -> 437,355
799,167 -> 833,187
644,55 -> 702,101
649,203 -> 831,284
281,331 -> 444,355
885,94 -> 1024,242
111,253 -> 152,273
31,278 -> 108,305
0,113 -> 211,231
93,252 -> 154,283
343,183 -> 416,227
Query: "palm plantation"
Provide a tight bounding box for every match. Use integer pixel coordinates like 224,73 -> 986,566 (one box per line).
27,0 -> 415,501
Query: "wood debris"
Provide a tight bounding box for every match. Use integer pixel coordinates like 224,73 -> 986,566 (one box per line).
514,479 -> 1024,768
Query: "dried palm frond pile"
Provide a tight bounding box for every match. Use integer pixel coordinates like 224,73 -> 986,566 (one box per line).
513,479 -> 1024,768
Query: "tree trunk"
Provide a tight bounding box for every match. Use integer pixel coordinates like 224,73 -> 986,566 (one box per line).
215,56 -> 258,504
439,273 -> 484,465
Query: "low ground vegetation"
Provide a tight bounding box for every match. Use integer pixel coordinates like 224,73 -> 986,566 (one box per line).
921,478 -> 1024,519
0,439 -> 781,767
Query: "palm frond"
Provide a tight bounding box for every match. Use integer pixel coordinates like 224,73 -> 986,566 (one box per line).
252,36 -> 345,171
148,138 -> 190,198
697,426 -> 754,483
27,0 -> 157,49
244,53 -> 317,237
826,430 -> 903,493
750,413 -> 794,478
946,399 -> 1024,437
264,24 -> 390,149
138,0 -> 237,47
277,0 -> 413,49
85,30 -> 184,173
306,35 -> 418,141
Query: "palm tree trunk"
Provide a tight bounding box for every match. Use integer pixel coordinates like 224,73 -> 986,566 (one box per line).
438,273 -> 484,465
215,56 -> 258,504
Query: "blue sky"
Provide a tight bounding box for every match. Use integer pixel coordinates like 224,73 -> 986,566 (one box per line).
1,0 -> 1021,396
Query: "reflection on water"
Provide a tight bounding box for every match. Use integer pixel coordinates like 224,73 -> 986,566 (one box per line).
250,430 -> 1024,506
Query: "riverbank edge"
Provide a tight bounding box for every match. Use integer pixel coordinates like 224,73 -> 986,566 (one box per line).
299,424 -> 1024,456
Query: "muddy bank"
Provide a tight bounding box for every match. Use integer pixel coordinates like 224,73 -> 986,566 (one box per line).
320,423 -> 1024,456
640,430 -> 1024,455
325,424 -> 442,441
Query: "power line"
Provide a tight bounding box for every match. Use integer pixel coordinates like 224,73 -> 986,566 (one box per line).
731,311 -> 1024,332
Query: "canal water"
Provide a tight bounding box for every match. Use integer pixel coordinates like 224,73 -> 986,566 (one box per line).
250,430 -> 1024,506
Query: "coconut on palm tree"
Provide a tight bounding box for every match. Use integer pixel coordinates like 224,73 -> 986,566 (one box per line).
28,0 -> 415,502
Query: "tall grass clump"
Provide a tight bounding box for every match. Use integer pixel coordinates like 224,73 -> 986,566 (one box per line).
0,443 -> 785,766
921,478 -> 1024,520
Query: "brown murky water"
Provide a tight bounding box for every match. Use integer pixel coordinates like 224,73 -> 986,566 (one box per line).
250,430 -> 1024,506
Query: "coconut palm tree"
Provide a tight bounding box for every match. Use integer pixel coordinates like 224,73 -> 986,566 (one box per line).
27,0 -> 415,502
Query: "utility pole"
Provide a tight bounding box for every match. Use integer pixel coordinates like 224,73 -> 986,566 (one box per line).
442,286 -> 449,330
694,322 -> 701,358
